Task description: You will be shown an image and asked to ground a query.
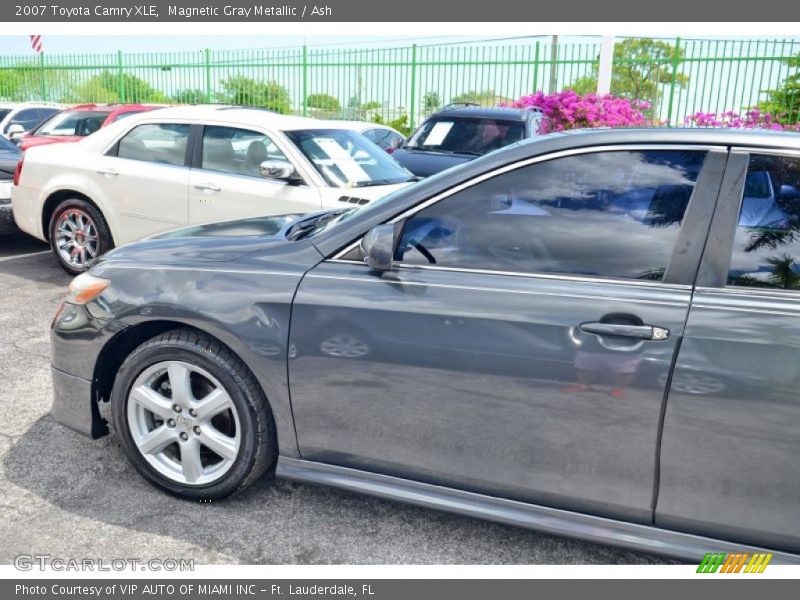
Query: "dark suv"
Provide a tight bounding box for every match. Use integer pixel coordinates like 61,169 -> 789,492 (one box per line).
392,104 -> 548,177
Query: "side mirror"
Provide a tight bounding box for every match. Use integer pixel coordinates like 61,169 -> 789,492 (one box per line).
360,224 -> 396,272
7,124 -> 25,139
260,159 -> 296,181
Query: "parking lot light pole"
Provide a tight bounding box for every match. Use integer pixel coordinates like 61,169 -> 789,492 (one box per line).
409,44 -> 418,130
597,36 -> 615,95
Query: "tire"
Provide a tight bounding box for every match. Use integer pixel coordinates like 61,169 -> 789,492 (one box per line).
111,328 -> 276,500
48,198 -> 114,275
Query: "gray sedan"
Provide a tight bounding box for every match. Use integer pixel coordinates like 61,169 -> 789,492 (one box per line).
50,128 -> 800,562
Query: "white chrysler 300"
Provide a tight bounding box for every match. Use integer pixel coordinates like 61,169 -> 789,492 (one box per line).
12,104 -> 414,273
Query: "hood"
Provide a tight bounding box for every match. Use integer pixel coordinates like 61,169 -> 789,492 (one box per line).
100,213 -> 305,265
392,148 -> 475,178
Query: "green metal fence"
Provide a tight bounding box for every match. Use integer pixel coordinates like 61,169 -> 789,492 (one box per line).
0,37 -> 798,131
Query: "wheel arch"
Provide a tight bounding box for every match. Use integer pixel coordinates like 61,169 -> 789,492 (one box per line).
42,190 -> 114,244
92,320 -> 279,451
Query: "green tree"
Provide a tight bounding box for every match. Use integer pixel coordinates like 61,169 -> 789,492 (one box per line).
65,71 -> 166,103
760,54 -> 800,125
360,100 -> 382,111
450,89 -> 505,107
218,76 -> 291,113
568,38 -> 688,118
372,113 -> 411,137
305,93 -> 341,111
423,91 -> 440,111
172,88 -> 207,104
0,63 -> 71,101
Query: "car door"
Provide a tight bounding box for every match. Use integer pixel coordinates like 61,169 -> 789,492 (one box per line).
288,146 -> 727,523
657,149 -> 800,553
188,125 -> 321,225
98,122 -> 192,244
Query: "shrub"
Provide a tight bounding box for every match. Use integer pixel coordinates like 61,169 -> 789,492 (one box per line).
505,90 -> 650,131
684,109 -> 800,131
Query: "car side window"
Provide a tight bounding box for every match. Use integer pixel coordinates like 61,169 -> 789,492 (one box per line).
201,125 -> 287,177
395,150 -> 707,281
117,123 -> 191,166
6,108 -> 54,132
361,129 -> 379,143
727,154 -> 800,290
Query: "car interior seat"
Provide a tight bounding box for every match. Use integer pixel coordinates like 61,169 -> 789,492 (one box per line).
203,138 -> 235,172
245,140 -> 270,176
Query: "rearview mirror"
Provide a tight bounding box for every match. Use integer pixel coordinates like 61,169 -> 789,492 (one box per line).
360,224 -> 396,272
260,159 -> 296,181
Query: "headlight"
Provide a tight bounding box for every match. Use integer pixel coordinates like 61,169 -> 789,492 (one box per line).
66,273 -> 110,305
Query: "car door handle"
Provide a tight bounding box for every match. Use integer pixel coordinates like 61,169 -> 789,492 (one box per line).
194,183 -> 221,192
96,168 -> 118,176
580,322 -> 670,341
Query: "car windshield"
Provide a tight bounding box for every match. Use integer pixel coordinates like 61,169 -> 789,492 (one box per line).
34,110 -> 108,136
284,128 -> 413,188
405,117 -> 526,155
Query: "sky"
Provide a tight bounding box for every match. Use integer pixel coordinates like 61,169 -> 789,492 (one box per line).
0,35 -> 557,55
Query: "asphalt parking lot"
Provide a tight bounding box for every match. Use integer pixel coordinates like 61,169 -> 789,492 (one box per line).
0,230 -> 673,565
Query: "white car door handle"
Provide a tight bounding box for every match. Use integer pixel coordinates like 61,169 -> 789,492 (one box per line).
96,168 -> 119,176
194,183 -> 221,192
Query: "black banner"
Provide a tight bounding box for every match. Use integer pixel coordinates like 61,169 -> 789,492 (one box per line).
4,0 -> 800,22
5,580 -> 800,600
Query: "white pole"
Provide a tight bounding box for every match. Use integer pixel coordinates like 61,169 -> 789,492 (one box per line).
597,36 -> 615,95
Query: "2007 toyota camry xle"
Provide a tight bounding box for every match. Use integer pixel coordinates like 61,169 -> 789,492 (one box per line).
50,128 -> 800,562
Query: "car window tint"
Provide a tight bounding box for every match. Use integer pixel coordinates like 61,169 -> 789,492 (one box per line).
396,150 -> 707,280
384,131 -> 404,150
728,155 -> 800,290
117,123 -> 190,166
361,129 -> 379,142
407,117 -> 526,154
201,125 -> 286,177
7,108 -> 55,132
112,110 -> 145,122
36,110 -> 107,136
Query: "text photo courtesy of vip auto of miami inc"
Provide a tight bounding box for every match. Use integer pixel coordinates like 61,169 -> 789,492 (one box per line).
2,11 -> 800,594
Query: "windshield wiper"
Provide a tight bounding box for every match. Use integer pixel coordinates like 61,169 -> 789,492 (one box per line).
285,208 -> 354,241
404,147 -> 482,157
353,177 -> 415,188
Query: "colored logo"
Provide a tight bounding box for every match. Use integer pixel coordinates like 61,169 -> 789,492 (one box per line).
697,552 -> 772,573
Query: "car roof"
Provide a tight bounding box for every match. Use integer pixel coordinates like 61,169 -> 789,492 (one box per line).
508,126 -> 800,152
62,104 -> 154,113
431,105 -> 541,121
135,104 -> 338,131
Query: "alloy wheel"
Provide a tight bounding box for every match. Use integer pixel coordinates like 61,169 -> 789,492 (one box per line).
55,209 -> 100,269
126,360 -> 241,485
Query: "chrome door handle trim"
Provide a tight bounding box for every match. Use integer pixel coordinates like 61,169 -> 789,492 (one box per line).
194,183 -> 221,192
579,322 -> 670,341
96,168 -> 119,176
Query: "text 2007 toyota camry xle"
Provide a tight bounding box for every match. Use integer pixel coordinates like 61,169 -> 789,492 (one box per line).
50,128 -> 800,561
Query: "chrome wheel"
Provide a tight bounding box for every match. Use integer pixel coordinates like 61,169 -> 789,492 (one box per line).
126,360 -> 241,486
320,334 -> 370,358
55,209 -> 99,269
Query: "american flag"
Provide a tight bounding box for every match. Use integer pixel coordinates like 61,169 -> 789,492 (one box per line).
29,35 -> 42,53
